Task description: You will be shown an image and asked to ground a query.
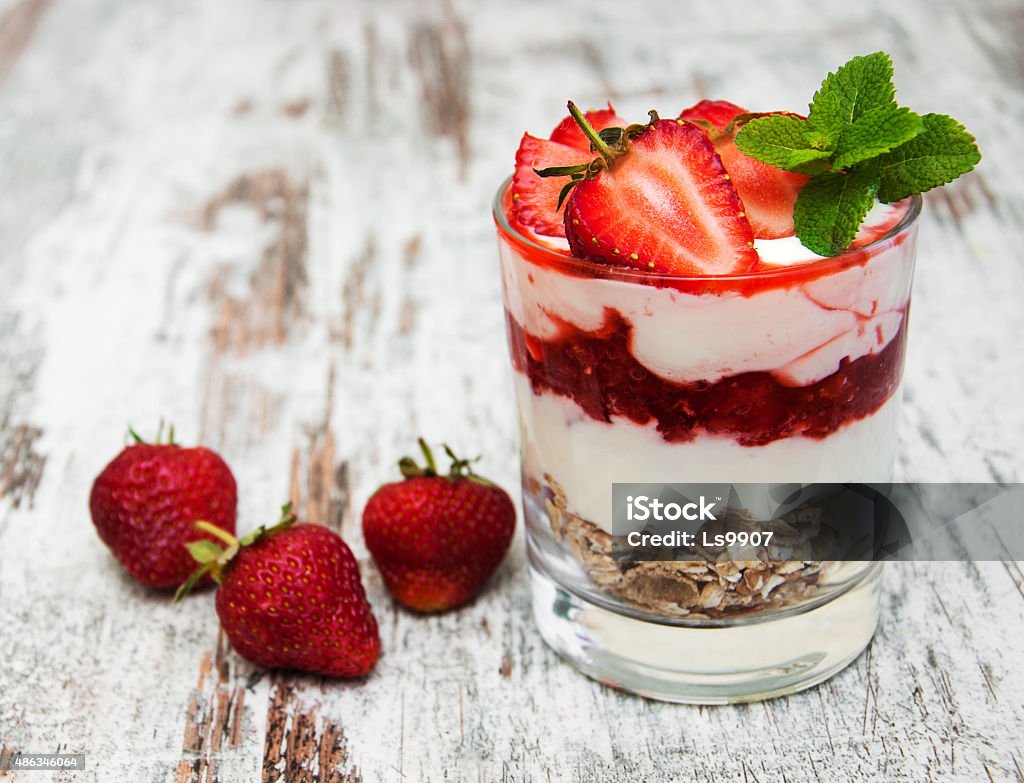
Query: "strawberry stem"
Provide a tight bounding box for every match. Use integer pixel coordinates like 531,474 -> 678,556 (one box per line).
195,520 -> 239,549
442,443 -> 477,477
177,506 -> 297,601
239,504 -> 297,545
395,438 -> 498,488
418,437 -> 438,475
126,422 -> 179,446
568,101 -> 617,166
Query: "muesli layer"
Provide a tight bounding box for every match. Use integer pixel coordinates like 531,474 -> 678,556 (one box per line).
540,474 -> 845,618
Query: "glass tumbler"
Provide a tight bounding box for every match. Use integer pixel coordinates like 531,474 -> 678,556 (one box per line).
494,177 -> 921,704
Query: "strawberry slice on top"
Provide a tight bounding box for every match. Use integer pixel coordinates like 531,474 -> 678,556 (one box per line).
549,103 -> 624,150
679,100 -> 809,240
512,105 -> 625,238
679,99 -> 746,132
546,104 -> 757,275
513,135 -> 593,238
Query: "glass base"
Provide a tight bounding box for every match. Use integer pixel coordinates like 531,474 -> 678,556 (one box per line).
529,556 -> 882,705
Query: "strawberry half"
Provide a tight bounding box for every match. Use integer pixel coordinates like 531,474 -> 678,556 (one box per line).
512,105 -> 625,238
549,103 -> 624,151
679,100 -> 809,239
556,108 -> 757,275
679,99 -> 746,132
513,135 -> 593,238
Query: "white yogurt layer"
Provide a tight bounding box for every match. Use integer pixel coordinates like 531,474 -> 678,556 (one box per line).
515,374 -> 902,532
752,202 -> 897,266
501,203 -> 913,387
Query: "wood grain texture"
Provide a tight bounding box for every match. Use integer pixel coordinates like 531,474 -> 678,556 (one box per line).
0,0 -> 1021,781
0,0 -> 53,83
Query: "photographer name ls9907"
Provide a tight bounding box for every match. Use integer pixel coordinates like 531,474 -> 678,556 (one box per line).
625,530 -> 775,548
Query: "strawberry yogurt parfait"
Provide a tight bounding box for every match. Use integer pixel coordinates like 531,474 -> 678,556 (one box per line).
494,52 -> 979,702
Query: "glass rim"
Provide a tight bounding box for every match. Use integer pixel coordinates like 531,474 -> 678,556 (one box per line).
492,175 -> 922,285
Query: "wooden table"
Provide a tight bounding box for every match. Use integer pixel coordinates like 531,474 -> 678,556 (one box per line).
1,0 -> 1022,780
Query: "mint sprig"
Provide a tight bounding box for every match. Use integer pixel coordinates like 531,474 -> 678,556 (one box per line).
867,113 -> 982,202
734,51 -> 981,256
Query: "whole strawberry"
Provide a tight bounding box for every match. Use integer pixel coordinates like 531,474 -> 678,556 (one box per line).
89,426 -> 237,589
362,440 -> 515,612
177,507 -> 380,678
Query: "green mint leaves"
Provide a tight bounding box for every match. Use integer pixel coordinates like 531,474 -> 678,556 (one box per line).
732,114 -> 833,172
831,106 -> 921,170
734,52 -> 981,256
793,169 -> 878,258
869,113 -> 984,202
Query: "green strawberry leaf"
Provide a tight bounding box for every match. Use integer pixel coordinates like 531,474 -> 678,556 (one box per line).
794,168 -> 880,256
186,539 -> 224,564
174,562 -> 213,602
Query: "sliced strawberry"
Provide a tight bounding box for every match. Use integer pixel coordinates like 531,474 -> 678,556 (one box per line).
714,137 -> 808,239
678,99 -> 746,132
512,134 -> 592,237
550,103 -> 626,150
564,119 -> 757,275
679,101 -> 808,239
512,106 -> 627,238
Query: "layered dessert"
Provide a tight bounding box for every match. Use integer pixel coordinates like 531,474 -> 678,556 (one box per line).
495,54 -> 979,702
496,99 -> 919,619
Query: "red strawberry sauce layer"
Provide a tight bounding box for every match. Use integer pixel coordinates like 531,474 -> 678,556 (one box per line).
506,309 -> 907,447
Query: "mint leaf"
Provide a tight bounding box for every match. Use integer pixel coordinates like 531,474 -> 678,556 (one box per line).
794,169 -> 880,256
733,114 -> 832,171
809,51 -> 896,132
867,113 -> 981,202
833,105 -> 922,170
725,51 -> 981,255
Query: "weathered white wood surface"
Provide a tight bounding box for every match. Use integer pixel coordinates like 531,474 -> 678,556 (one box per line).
1,0 -> 1022,780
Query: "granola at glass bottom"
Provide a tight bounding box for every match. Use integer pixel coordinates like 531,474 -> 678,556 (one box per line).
542,475 -> 841,619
